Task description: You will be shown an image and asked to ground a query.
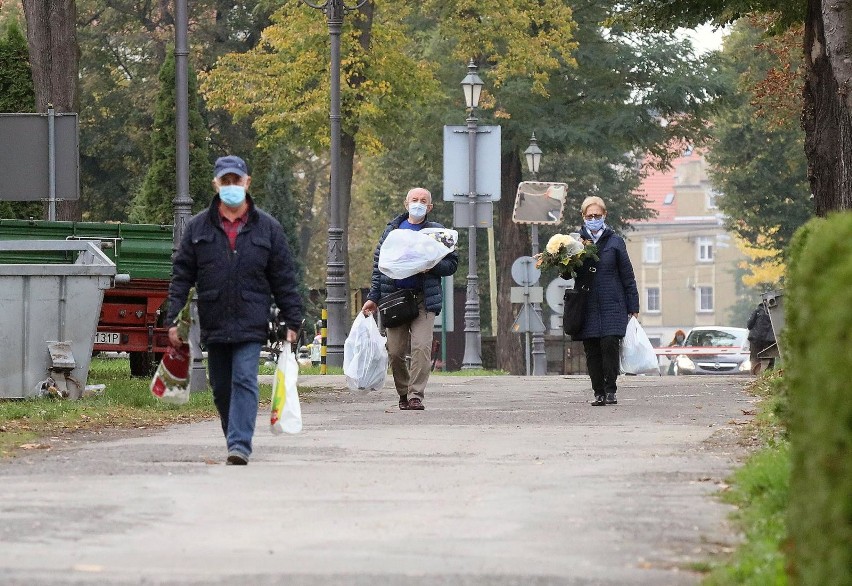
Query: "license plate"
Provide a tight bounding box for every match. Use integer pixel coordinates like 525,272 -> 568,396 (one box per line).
95,332 -> 120,345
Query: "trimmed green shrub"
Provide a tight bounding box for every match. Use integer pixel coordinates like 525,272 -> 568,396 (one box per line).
785,213 -> 852,585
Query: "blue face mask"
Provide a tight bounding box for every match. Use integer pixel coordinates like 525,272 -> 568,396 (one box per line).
584,217 -> 605,232
408,202 -> 428,219
219,184 -> 246,207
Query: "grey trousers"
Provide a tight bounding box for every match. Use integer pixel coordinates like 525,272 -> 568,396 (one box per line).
384,301 -> 435,400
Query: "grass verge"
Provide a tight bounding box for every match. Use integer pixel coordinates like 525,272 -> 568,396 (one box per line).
703,370 -> 790,585
1,357 -> 235,458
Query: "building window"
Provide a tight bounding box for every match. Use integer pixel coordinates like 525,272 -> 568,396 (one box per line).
697,236 -> 714,262
663,192 -> 675,205
697,286 -> 714,312
646,287 -> 660,312
643,237 -> 661,263
706,188 -> 720,209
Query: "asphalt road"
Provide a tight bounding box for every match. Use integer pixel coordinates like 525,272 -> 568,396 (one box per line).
0,373 -> 755,585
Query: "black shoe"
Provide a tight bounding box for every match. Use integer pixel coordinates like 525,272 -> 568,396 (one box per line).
407,397 -> 425,410
605,393 -> 617,405
226,452 -> 248,465
399,397 -> 410,410
591,395 -> 606,406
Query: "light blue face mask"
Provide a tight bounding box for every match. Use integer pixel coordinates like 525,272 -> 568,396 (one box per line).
584,217 -> 605,232
408,202 -> 428,218
219,184 -> 246,207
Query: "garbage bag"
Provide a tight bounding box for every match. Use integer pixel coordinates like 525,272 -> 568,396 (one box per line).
620,316 -> 659,375
270,348 -> 302,434
343,313 -> 388,391
378,228 -> 457,280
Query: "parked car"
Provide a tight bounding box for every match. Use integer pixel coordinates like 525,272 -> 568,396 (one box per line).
672,326 -> 751,375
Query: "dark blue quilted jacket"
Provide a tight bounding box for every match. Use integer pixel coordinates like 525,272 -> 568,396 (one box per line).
572,226 -> 639,340
166,194 -> 303,344
366,213 -> 458,315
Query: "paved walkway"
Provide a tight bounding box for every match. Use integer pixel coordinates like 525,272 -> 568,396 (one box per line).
0,374 -> 754,585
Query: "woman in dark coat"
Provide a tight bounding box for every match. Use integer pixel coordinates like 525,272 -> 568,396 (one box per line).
573,196 -> 640,406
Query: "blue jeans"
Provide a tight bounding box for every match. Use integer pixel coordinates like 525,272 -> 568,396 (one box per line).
206,342 -> 262,458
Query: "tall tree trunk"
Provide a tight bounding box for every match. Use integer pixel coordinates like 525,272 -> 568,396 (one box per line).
496,151 -> 525,375
22,0 -> 80,221
803,0 -> 852,214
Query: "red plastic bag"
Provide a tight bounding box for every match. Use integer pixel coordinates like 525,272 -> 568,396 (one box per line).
150,344 -> 191,404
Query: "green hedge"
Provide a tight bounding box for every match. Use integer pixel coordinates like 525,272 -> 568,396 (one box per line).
785,213 -> 852,585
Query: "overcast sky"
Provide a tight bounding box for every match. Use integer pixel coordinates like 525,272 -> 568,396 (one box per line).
682,23 -> 729,54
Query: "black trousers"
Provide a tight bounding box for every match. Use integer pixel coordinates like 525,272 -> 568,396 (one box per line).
583,336 -> 621,396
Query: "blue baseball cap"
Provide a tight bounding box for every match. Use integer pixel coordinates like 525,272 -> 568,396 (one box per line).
213,155 -> 249,178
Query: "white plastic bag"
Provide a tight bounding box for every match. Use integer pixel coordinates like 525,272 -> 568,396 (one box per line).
270,349 -> 302,434
378,228 -> 457,280
343,313 -> 388,391
620,316 -> 659,375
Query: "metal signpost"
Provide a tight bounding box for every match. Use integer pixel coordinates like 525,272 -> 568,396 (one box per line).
510,256 -> 546,375
511,180 -> 566,375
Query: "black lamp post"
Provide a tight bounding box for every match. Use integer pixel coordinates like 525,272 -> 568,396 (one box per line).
173,0 -> 207,390
460,60 -> 484,370
524,132 -> 546,375
173,0 -> 191,247
301,0 -> 366,367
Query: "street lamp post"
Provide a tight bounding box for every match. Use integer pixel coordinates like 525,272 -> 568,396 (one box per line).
173,0 -> 206,391
173,0 -> 191,247
460,60 -> 484,370
524,132 -> 547,375
302,0 -> 366,367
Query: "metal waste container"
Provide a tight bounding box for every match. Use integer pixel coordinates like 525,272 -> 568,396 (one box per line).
0,240 -> 117,399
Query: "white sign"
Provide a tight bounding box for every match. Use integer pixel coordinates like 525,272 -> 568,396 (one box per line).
442,125 -> 502,201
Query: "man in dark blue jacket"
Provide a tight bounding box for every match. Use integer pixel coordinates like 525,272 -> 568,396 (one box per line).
167,155 -> 302,465
361,188 -> 458,410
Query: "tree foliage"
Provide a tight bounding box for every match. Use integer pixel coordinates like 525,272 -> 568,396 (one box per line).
0,19 -> 41,219
126,52 -> 210,224
616,0 -> 852,215
614,0 -> 804,31
75,0 -> 274,221
707,20 -> 811,256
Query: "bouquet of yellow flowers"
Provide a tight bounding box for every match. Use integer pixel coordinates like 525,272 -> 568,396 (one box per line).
535,233 -> 599,279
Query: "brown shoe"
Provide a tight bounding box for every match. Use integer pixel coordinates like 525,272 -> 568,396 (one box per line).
399,397 -> 410,410
407,397 -> 425,410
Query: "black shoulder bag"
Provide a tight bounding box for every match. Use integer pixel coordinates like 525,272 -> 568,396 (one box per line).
562,266 -> 596,337
378,289 -> 420,329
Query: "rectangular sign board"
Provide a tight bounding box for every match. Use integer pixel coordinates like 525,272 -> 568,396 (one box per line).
0,113 -> 80,202
443,125 -> 501,202
453,200 -> 493,228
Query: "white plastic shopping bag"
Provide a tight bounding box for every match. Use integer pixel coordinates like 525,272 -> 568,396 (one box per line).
270,348 -> 302,434
343,313 -> 388,391
378,228 -> 457,280
620,316 -> 660,375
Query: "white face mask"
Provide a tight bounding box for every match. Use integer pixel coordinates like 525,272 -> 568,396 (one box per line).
408,202 -> 428,218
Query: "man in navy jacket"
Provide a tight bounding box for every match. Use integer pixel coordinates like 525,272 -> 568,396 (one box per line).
361,188 -> 458,411
167,155 -> 302,465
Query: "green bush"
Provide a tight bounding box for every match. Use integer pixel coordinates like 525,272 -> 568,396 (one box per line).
784,213 -> 852,585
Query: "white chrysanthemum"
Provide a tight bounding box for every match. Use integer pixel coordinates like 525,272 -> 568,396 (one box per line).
562,236 -> 584,257
545,234 -> 571,254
